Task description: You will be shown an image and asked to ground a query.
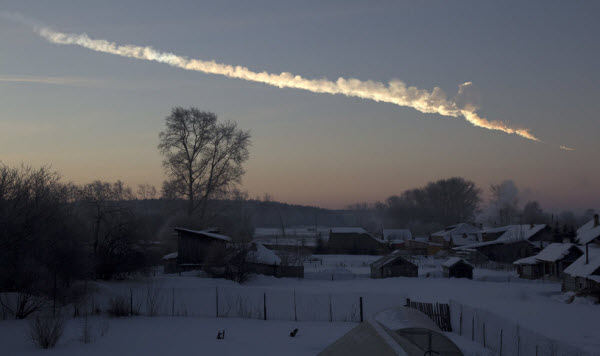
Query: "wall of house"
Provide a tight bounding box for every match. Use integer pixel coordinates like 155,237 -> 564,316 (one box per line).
177,232 -> 226,265
327,233 -> 384,254
477,241 -> 535,263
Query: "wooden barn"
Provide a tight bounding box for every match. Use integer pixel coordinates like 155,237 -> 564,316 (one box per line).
442,257 -> 474,279
327,228 -> 386,255
370,251 -> 418,278
175,228 -> 231,271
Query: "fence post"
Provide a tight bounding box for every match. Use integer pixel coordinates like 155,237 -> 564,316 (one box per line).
359,297 -> 364,323
263,292 -> 267,321
459,304 -> 463,336
517,325 -> 520,356
293,291 -> 297,322
405,298 -> 410,307
471,316 -> 474,341
500,329 -> 503,356
130,288 -> 133,316
329,295 -> 332,322
215,287 -> 219,318
483,322 -> 486,348
172,287 -> 175,316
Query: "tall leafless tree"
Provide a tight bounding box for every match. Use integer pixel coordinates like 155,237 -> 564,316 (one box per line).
158,107 -> 251,222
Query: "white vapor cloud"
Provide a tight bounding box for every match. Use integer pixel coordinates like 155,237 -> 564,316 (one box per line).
31,27 -> 544,142
560,145 -> 575,151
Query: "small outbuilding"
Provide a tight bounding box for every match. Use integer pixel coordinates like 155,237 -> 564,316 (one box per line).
161,252 -> 178,274
514,255 -> 542,279
442,257 -> 474,279
370,251 -> 418,278
247,241 -> 304,278
175,228 -> 231,271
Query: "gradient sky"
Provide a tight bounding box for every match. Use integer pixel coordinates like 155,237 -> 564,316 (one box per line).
1,1 -> 599,210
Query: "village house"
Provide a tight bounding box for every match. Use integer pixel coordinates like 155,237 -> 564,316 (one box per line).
562,245 -> 600,295
454,224 -> 551,263
514,243 -> 583,280
370,251 -> 418,278
442,257 -> 474,279
174,228 -> 231,271
430,223 -> 480,248
562,215 -> 600,294
327,228 -> 386,255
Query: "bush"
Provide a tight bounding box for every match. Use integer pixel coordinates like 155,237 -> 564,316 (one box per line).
107,296 -> 130,317
29,314 -> 65,349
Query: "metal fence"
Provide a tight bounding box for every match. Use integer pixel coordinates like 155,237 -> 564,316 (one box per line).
449,300 -> 593,356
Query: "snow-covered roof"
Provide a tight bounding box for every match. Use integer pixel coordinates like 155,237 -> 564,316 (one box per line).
383,229 -> 412,240
513,255 -> 539,265
431,223 -> 480,239
248,241 -> 281,265
535,243 -> 581,262
174,228 -> 231,242
442,257 -> 472,268
449,233 -> 480,246
330,227 -> 368,234
253,226 -> 330,238
162,252 -> 178,260
370,250 -> 413,269
455,224 -> 546,250
564,245 -> 600,280
576,219 -> 600,245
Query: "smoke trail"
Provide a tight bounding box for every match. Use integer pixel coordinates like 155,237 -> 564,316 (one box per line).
560,145 -> 574,151
32,27 -> 542,142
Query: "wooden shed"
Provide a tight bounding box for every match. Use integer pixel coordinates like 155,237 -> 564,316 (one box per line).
175,228 -> 231,271
370,252 -> 418,278
442,257 -> 474,279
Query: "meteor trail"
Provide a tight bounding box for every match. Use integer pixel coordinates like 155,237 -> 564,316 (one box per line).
36,27 -> 540,142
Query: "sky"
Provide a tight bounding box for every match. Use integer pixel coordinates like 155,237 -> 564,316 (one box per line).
1,1 -> 599,210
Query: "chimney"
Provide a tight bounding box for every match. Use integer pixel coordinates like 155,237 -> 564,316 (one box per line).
594,214 -> 599,227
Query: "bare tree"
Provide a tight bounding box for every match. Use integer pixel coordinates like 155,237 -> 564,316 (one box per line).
137,184 -> 157,200
158,107 -> 251,221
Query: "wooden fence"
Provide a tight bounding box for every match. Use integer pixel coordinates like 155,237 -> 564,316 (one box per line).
405,298 -> 452,332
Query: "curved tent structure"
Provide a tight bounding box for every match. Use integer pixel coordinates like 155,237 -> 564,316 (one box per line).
319,307 -> 463,356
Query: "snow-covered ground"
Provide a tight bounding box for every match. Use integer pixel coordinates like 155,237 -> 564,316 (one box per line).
0,317 -> 353,356
1,254 -> 599,355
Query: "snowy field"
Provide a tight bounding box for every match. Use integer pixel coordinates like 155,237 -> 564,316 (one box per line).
1,254 -> 599,355
0,317 -> 353,356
